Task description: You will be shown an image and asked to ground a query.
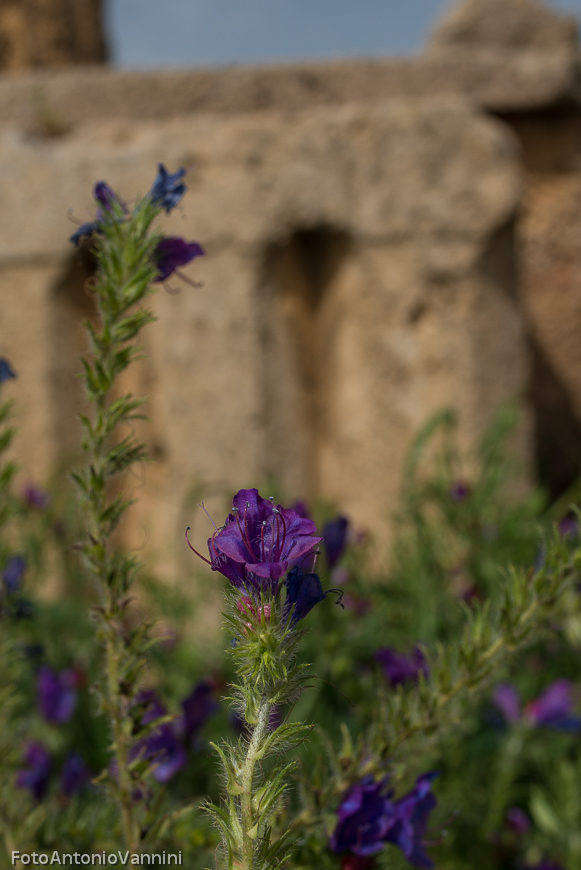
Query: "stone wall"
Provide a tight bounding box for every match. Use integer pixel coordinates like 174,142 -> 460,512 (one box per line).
1,0 -> 580,575
0,0 -> 106,70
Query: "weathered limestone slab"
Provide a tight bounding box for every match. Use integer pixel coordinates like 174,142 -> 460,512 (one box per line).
0,99 -> 526,572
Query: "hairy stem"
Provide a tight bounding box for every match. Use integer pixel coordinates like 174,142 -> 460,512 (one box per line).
239,698 -> 271,869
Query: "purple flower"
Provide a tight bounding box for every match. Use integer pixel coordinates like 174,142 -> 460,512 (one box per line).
525,679 -> 581,729
323,516 -> 349,568
23,483 -> 51,510
181,678 -> 219,746
493,683 -> 521,726
527,862 -> 565,870
201,488 -> 322,594
61,752 -> 90,797
133,690 -> 187,783
153,236 -> 205,282
330,777 -> 396,856
37,666 -> 78,724
16,742 -> 51,800
0,357 -> 15,382
2,555 -> 26,593
330,773 -> 439,868
385,773 -> 439,869
449,481 -> 469,502
558,516 -> 579,538
493,680 -> 581,731
148,164 -> 187,213
376,647 -> 429,687
507,806 -> 530,836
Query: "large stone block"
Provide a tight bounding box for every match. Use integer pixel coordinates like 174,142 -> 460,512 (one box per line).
0,98 -> 527,574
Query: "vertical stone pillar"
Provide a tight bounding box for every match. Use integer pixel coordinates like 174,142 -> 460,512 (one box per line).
0,0 -> 106,70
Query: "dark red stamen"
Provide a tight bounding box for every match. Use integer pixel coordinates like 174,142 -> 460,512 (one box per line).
185,527 -> 211,565
261,522 -> 267,562
278,510 -> 287,560
235,511 -> 255,560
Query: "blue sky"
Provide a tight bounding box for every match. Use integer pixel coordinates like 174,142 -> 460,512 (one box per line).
106,0 -> 581,69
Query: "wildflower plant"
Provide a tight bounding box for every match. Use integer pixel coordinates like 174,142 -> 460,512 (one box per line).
69,165 -> 204,853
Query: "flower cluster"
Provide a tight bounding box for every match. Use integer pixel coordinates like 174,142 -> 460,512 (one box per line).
16,743 -> 91,801
69,164 -> 204,284
330,773 -> 439,869
131,679 -> 218,784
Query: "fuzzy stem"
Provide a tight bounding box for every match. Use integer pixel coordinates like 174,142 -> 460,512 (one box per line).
239,697 -> 271,869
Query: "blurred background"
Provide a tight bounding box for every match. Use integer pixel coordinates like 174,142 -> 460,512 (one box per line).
106,0 -> 581,68
2,0 -> 581,578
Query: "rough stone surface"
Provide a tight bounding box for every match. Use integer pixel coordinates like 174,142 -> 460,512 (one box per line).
0,100 -> 526,572
429,0 -> 578,51
0,0 -> 106,70
520,175 -> 581,496
0,44 -> 576,136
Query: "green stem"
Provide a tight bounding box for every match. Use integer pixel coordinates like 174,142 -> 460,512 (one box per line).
483,727 -> 524,836
239,697 -> 270,870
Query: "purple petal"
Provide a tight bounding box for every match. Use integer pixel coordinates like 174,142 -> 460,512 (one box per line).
493,683 -> 521,725
526,680 -> 575,727
153,236 -> 205,282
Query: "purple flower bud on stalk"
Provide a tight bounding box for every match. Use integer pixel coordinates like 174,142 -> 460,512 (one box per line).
148,164 -> 187,213
16,742 -> 51,801
2,555 -> 26,593
60,752 -> 90,797
37,666 -> 78,724
23,483 -> 51,510
0,357 -> 15,382
376,647 -> 429,687
153,236 -> 205,282
323,516 -> 349,568
188,488 -> 322,595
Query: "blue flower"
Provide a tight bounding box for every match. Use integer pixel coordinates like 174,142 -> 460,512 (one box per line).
60,752 -> 90,797
284,567 -> 327,624
385,773 -> 439,869
16,742 -> 51,801
323,516 -> 349,567
330,777 -> 395,856
2,555 -> 26,593
37,666 -> 78,725
148,164 -> 187,213
69,220 -> 100,247
0,358 -> 16,382
330,773 -> 439,868
181,678 -> 219,746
